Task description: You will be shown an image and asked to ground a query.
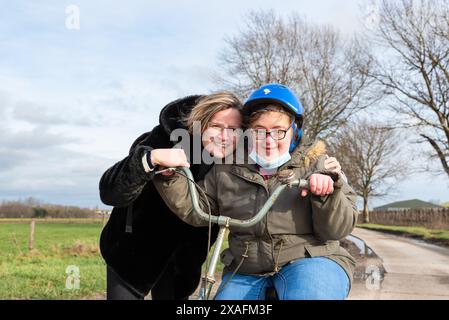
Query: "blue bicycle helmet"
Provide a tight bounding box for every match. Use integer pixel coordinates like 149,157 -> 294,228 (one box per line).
243,84 -> 304,152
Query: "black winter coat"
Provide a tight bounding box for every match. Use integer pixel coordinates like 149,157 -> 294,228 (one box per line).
99,95 -> 218,298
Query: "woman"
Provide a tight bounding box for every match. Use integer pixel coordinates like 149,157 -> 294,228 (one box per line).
99,92 -> 242,300
153,84 -> 358,300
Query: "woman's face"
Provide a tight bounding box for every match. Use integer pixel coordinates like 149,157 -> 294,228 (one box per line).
202,108 -> 242,159
250,111 -> 293,161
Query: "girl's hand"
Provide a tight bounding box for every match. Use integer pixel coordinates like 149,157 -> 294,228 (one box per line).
151,149 -> 190,168
300,174 -> 334,197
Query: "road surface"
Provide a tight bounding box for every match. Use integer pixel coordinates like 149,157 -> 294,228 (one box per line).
348,228 -> 449,300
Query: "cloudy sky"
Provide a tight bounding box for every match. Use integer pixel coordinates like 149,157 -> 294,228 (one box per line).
0,0 -> 447,210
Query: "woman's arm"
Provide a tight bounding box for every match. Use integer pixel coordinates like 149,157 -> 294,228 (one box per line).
153,166 -> 219,227
99,140 -> 155,207
99,120 -> 193,208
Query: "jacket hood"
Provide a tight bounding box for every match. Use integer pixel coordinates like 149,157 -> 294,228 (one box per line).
159,95 -> 205,135
289,138 -> 327,168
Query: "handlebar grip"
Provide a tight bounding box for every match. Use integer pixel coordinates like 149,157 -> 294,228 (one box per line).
288,179 -> 309,190
298,179 -> 310,190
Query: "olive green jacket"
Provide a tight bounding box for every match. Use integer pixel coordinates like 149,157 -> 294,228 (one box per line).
153,140 -> 358,285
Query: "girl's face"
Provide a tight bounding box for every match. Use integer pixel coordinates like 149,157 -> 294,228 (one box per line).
202,108 -> 242,159
250,111 -> 293,161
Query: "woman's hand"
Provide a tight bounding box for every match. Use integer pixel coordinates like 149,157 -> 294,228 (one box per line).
300,174 -> 334,197
151,149 -> 190,168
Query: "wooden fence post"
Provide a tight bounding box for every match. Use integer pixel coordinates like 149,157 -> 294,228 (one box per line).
102,212 -> 108,227
29,219 -> 36,251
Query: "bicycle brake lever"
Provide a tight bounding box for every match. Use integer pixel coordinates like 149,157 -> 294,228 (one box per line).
277,169 -> 296,184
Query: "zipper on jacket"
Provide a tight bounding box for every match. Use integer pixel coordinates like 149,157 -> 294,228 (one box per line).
274,239 -> 284,273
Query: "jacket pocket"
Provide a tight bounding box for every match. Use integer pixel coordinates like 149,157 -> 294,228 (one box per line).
304,241 -> 339,257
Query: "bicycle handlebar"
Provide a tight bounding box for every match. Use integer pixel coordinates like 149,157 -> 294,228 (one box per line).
177,167 -> 309,228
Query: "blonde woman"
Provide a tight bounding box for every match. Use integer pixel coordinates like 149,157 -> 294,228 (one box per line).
99,93 -> 242,300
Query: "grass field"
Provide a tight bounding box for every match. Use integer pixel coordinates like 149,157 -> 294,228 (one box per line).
358,224 -> 449,246
0,218 -> 106,224
0,219 -> 227,300
0,219 -> 106,299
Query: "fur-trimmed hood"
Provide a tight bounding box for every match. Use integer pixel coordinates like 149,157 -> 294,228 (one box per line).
128,95 -> 205,152
290,139 -> 327,169
159,95 -> 204,135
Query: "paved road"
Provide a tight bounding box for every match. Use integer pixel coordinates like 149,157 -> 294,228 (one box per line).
348,228 -> 449,300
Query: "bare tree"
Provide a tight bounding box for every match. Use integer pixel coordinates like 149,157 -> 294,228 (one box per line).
328,120 -> 407,223
368,0 -> 449,178
215,10 -> 381,140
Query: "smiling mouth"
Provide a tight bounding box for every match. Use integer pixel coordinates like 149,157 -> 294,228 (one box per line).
262,146 -> 276,152
212,141 -> 232,148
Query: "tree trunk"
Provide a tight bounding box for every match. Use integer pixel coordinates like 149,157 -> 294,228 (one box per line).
363,196 -> 370,224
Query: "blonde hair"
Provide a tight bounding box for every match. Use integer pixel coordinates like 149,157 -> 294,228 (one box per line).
185,92 -> 242,133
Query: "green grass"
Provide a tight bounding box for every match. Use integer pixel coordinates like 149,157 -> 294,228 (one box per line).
0,219 -> 232,299
0,221 -> 106,299
358,224 -> 449,246
0,218 -> 106,224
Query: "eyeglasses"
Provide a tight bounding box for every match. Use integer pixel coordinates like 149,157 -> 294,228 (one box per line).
251,128 -> 289,141
206,124 -> 241,136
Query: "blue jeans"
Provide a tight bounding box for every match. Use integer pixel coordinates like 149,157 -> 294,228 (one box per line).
215,257 -> 350,300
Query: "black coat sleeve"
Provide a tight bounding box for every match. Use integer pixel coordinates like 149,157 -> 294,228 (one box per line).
99,132 -> 155,207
